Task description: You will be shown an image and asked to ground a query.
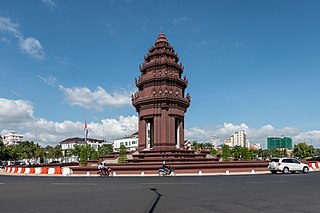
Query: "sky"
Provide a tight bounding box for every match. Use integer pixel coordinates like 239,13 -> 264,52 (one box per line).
0,0 -> 320,148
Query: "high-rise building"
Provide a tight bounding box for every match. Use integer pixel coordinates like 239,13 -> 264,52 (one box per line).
267,136 -> 292,150
224,130 -> 248,147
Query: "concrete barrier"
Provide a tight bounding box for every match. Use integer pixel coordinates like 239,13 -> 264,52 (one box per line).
41,167 -> 48,174
35,167 -> 42,174
308,162 -> 320,170
25,167 -> 30,174
48,168 -> 55,175
62,167 -> 71,176
30,167 -> 35,174
54,167 -> 62,174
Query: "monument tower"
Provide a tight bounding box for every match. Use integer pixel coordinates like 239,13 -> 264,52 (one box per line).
132,32 -> 191,150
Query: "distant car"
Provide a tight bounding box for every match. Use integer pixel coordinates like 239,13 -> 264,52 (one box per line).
306,156 -> 320,162
49,161 -> 60,164
268,158 -> 309,174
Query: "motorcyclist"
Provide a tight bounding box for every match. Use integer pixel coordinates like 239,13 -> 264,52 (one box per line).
161,161 -> 171,174
98,162 -> 107,175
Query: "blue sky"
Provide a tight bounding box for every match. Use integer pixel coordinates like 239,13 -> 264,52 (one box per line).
0,0 -> 320,148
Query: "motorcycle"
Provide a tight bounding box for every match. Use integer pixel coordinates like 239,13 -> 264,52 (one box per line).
158,166 -> 176,176
97,167 -> 112,177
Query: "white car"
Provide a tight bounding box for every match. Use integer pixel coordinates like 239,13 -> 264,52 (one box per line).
268,158 -> 309,174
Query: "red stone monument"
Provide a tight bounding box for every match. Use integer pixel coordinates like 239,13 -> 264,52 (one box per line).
132,32 -> 191,151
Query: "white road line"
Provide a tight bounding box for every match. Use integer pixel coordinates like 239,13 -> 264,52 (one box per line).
51,183 -> 98,186
0,183 -> 5,184
245,181 -> 289,184
142,182 -> 199,185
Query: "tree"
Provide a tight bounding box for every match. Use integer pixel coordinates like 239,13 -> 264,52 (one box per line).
210,149 -> 218,156
80,146 -> 88,165
293,142 -> 315,159
0,136 -> 4,160
35,146 -> 46,163
242,147 -> 250,160
85,144 -> 95,160
70,144 -> 82,159
221,145 -> 231,161
91,151 -> 99,160
98,144 -> 113,156
46,145 -> 63,160
233,146 -> 243,159
118,144 -> 128,163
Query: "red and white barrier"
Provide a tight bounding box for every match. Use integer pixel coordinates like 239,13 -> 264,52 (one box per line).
3,166 -> 62,175
308,162 -> 320,171
35,167 -> 42,174
25,167 -> 30,174
48,168 -> 55,175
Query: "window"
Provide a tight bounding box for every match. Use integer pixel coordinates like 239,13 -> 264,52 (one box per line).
292,159 -> 300,164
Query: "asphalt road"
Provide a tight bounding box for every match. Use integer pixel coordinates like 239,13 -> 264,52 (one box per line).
0,172 -> 319,213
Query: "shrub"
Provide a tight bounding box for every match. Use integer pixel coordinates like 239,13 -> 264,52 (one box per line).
80,146 -> 88,165
118,144 -> 128,163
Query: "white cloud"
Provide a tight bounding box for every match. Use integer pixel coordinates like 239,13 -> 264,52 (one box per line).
42,0 -> 55,8
0,37 -> 11,45
38,75 -> 57,87
19,37 -> 45,59
59,85 -> 133,111
0,98 -> 34,123
235,41 -> 244,48
185,122 -> 320,149
172,16 -> 187,25
0,16 -> 45,59
0,114 -> 138,147
0,99 -> 319,148
0,17 -> 20,37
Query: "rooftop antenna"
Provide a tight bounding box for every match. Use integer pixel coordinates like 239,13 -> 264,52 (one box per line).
160,26 -> 163,32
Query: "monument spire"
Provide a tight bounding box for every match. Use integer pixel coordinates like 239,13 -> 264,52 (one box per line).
132,33 -> 190,150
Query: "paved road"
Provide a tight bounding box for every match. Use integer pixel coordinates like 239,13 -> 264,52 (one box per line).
0,172 -> 319,213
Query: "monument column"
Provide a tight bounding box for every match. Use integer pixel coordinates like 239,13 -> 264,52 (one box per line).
138,118 -> 146,150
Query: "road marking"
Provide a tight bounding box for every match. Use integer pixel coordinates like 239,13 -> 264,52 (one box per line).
51,183 -> 98,186
0,183 -> 5,184
142,182 -> 199,185
245,181 -> 289,184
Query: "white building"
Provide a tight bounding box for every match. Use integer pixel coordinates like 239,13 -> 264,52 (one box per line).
224,130 -> 248,148
113,133 -> 138,152
234,130 -> 246,147
210,136 -> 220,148
60,137 -> 107,154
60,137 -> 108,163
3,131 -> 23,145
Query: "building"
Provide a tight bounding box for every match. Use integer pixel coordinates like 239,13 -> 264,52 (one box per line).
60,137 -> 108,162
113,133 -> 139,152
224,130 -> 248,147
132,32 -> 191,150
3,131 -> 23,146
60,137 -> 107,154
234,130 -> 247,147
210,136 -> 220,148
224,137 -> 233,147
267,136 -> 292,150
250,143 -> 261,150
